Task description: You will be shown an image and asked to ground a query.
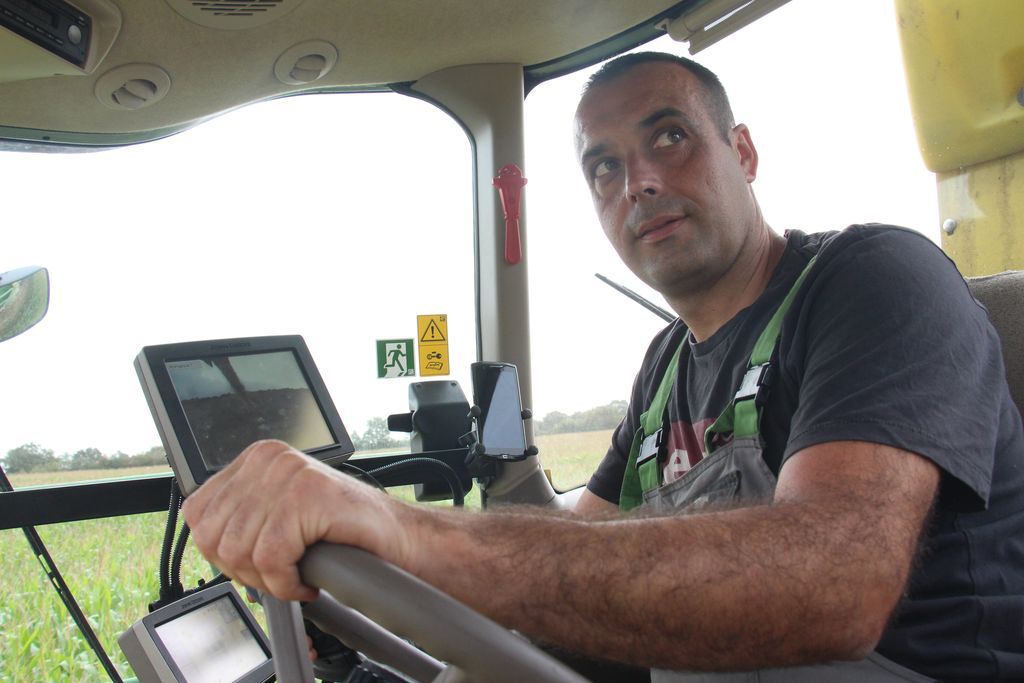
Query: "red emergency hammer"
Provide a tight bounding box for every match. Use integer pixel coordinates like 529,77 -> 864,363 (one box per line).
493,163 -> 528,265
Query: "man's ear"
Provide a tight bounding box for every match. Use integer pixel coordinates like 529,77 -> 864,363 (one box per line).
732,123 -> 758,183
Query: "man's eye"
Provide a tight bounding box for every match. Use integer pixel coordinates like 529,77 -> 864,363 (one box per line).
593,159 -> 618,178
653,129 -> 685,148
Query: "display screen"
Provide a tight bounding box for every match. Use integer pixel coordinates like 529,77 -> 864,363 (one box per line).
477,365 -> 527,455
154,594 -> 269,683
166,350 -> 335,469
10,0 -> 58,28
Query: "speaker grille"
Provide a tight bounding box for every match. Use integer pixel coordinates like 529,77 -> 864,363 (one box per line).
165,0 -> 304,29
192,1 -> 282,17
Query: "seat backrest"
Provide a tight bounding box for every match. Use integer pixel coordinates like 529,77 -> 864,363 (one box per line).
967,270 -> 1024,415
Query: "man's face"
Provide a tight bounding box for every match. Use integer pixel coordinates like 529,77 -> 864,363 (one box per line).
574,62 -> 760,300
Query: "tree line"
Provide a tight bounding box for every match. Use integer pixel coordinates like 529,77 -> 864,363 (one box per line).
1,443 -> 167,474
349,417 -> 408,451
532,400 -> 627,436
2,402 -> 627,473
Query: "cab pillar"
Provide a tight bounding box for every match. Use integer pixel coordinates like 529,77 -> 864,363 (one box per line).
406,64 -> 557,504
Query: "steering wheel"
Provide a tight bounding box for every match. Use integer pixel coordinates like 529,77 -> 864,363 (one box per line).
261,542 -> 591,683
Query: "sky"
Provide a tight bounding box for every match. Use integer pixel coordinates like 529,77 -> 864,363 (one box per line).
0,0 -> 940,463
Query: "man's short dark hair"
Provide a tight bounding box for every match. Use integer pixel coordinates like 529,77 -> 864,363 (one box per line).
583,52 -> 736,142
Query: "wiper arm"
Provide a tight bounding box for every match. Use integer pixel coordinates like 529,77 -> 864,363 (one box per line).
595,273 -> 676,323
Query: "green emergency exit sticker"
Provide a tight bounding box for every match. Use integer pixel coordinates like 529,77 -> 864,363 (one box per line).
376,339 -> 415,378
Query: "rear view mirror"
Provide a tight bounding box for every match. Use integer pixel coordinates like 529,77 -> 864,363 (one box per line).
0,266 -> 49,342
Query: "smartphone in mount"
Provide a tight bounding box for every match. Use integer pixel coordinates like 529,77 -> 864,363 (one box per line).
469,362 -> 535,461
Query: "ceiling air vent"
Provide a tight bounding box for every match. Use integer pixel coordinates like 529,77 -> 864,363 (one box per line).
95,64 -> 171,111
274,41 -> 338,85
164,0 -> 305,30
112,80 -> 157,109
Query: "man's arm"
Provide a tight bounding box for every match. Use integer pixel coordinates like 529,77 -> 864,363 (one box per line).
574,488 -> 619,517
184,438 -> 938,671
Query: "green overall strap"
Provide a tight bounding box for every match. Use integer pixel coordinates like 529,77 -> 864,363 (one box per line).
619,341 -> 684,511
703,256 -> 818,454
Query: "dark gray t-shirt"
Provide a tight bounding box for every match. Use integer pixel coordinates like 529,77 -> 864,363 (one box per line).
588,225 -> 1024,679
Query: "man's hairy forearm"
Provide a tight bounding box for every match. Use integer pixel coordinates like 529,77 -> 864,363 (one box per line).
183,440 -> 936,671
397,493 -> 924,671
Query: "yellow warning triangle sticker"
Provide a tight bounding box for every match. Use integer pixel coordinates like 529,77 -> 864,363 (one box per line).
420,319 -> 446,342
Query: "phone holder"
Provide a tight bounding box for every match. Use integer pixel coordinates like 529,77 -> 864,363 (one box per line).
462,405 -> 538,463
461,362 -> 538,476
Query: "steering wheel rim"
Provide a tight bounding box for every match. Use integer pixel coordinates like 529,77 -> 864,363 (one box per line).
293,542 -> 590,683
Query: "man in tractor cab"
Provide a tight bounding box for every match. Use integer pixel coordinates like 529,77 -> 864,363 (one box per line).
183,53 -> 1024,680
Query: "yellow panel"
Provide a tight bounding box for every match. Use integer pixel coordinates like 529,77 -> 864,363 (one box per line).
938,148 -> 1024,276
895,0 -> 1024,172
417,314 -> 450,377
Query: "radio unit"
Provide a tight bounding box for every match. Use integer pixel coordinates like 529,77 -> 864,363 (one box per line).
0,0 -> 90,67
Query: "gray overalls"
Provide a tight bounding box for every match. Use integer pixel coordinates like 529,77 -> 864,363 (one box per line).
619,258 -> 933,682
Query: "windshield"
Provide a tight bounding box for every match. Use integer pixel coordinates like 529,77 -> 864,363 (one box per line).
0,93 -> 475,478
0,92 -> 477,680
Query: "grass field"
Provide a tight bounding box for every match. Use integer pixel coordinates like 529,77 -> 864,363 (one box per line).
0,430 -> 611,681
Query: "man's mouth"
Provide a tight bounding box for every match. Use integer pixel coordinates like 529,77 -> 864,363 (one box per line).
637,215 -> 686,241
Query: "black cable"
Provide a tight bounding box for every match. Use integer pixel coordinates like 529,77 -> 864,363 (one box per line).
158,490 -> 228,611
151,480 -> 184,611
336,461 -> 387,493
170,521 -> 190,593
158,480 -> 181,599
366,457 -> 465,506
0,464 -> 124,682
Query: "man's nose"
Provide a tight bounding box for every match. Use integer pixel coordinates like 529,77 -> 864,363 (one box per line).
625,156 -> 662,202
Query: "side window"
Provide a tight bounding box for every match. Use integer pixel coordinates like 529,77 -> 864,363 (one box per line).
524,69 -> 669,492
525,4 -> 939,491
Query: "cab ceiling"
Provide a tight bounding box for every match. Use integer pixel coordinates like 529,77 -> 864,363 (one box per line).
0,0 -> 690,141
